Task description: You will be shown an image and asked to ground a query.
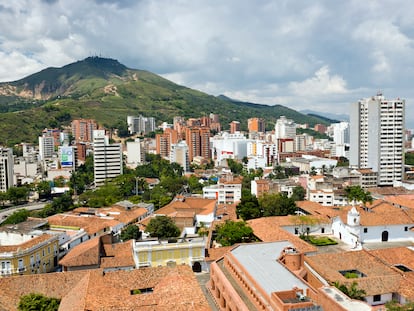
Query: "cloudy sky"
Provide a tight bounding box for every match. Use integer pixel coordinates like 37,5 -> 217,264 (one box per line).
1,0 -> 414,128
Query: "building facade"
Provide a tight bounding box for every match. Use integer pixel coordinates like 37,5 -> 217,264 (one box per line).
248,117 -> 265,133
0,148 -> 13,192
93,130 -> 123,187
0,226 -> 60,277
350,93 -> 405,186
71,119 -> 98,143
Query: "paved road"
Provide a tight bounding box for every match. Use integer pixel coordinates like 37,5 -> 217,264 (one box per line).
0,202 -> 47,223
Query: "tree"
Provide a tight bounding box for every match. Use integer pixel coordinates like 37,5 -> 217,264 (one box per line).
291,186 -> 306,201
120,224 -> 141,241
3,209 -> 30,225
7,186 -> 29,205
38,193 -> 74,218
259,193 -> 297,217
333,281 -> 366,301
215,220 -> 255,246
226,159 -> 244,175
344,185 -> 373,207
0,191 -> 8,207
145,216 -> 180,239
236,192 -> 261,220
36,181 -> 52,200
18,293 -> 60,311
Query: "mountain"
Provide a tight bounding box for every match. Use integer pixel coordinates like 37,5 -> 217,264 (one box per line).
0,57 -> 332,146
300,109 -> 349,122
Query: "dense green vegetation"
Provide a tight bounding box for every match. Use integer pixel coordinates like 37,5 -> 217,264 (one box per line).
145,216 -> 181,239
405,152 -> 414,166
303,236 -> 338,246
0,57 -> 333,146
344,185 -> 373,206
215,220 -> 256,246
18,293 -> 60,311
120,224 -> 141,241
333,281 -> 366,301
2,209 -> 30,225
236,192 -> 297,221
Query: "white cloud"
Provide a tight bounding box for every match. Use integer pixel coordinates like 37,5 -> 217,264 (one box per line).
288,66 -> 348,97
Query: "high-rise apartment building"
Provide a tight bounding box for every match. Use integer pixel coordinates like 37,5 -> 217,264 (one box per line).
185,127 -> 211,162
247,118 -> 265,133
0,147 -> 13,192
350,93 -> 405,186
275,116 -> 296,139
229,121 -> 241,134
126,139 -> 145,167
127,115 -> 155,135
170,141 -> 190,172
93,130 -> 123,187
71,119 -> 98,143
38,135 -> 54,160
155,128 -> 179,158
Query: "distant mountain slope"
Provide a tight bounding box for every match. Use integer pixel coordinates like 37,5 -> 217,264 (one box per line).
301,109 -> 349,122
0,57 -> 332,146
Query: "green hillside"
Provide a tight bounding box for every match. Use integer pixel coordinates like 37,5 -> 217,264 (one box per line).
0,57 -> 334,146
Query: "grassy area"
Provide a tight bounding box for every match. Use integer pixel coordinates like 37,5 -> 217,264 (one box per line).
301,235 -> 338,246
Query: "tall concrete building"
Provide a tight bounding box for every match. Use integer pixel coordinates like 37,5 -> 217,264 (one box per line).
247,117 -> 265,133
155,128 -> 179,158
274,116 -> 296,139
229,121 -> 241,134
350,93 -> 405,186
0,147 -> 13,192
38,135 -> 55,160
126,139 -> 145,168
71,119 -> 98,143
127,115 -> 155,135
185,126 -> 211,162
170,141 -> 190,172
93,130 -> 123,187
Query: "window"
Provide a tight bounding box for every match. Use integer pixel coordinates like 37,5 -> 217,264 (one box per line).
364,228 -> 368,233
405,226 -> 408,232
294,228 -> 299,235
373,294 -> 381,302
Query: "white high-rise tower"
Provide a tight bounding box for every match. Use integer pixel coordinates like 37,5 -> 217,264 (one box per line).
350,93 -> 405,186
93,130 -> 123,187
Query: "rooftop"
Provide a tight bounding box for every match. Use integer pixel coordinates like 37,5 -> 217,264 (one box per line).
230,241 -> 310,296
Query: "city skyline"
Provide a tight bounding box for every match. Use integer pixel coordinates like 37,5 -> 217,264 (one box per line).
0,1 -> 413,128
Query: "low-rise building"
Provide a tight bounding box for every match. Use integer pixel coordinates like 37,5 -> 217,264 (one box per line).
0,218 -> 60,277
132,237 -> 206,272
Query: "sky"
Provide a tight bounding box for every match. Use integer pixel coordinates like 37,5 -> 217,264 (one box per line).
0,0 -> 414,128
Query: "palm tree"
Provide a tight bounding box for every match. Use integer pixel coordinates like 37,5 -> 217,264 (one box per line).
344,185 -> 373,207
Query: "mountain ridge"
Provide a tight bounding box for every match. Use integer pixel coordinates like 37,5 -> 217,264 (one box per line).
0,57 -> 335,146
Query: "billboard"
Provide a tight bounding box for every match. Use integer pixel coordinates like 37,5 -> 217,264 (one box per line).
60,146 -> 74,168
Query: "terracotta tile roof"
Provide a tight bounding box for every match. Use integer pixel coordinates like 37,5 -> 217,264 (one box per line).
0,234 -> 56,253
384,195 -> 414,209
59,237 -> 100,267
368,187 -> 414,197
305,250 -> 402,296
0,266 -> 210,311
73,206 -> 149,224
47,213 -> 120,235
215,203 -> 237,221
0,270 -> 89,311
247,217 -> 317,253
100,240 -> 135,269
369,247 -> 414,269
298,199 -> 414,226
205,246 -> 234,262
